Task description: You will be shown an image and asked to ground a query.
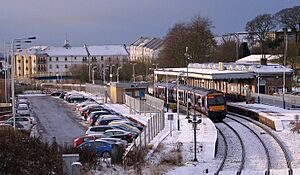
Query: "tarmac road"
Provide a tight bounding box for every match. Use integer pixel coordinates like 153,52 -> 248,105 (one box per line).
29,96 -> 85,146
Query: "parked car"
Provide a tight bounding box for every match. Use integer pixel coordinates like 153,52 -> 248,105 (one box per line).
51,91 -> 63,96
96,137 -> 128,149
16,109 -> 31,117
94,115 -> 124,126
77,140 -> 113,158
84,107 -> 112,119
110,120 -> 144,131
101,129 -> 134,143
6,116 -> 34,131
66,95 -> 86,103
88,111 -> 112,126
0,121 -> 29,133
108,122 -> 140,135
85,125 -> 113,136
73,135 -> 103,148
17,103 -> 29,110
0,113 -> 13,121
80,104 -> 102,116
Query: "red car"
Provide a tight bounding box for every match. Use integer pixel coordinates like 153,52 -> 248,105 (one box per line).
73,135 -> 103,148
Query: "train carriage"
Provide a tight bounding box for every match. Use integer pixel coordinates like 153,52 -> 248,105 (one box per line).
154,83 -> 227,121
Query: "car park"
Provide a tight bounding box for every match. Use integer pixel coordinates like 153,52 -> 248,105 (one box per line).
85,125 -> 113,136
94,115 -> 124,126
77,140 -> 113,158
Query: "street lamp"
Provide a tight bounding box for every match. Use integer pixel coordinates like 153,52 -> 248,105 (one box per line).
92,67 -> 95,84
184,47 -> 191,119
109,64 -> 115,83
83,44 -> 91,83
130,62 -> 137,83
11,36 -> 36,129
283,27 -> 288,109
117,67 -> 122,83
256,65 -> 261,104
102,67 -> 109,85
188,114 -> 202,162
177,72 -> 184,131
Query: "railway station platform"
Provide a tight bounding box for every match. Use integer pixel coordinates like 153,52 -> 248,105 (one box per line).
228,102 -> 300,131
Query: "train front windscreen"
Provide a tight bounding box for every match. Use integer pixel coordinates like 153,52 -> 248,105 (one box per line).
207,95 -> 225,106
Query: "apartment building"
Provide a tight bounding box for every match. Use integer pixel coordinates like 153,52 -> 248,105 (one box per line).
129,37 -> 163,62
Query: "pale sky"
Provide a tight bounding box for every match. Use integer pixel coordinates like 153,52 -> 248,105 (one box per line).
0,0 -> 299,51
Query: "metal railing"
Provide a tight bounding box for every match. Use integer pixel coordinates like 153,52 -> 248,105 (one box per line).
122,94 -> 165,167
251,93 -> 300,109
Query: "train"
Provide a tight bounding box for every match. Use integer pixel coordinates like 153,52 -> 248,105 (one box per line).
154,82 -> 227,121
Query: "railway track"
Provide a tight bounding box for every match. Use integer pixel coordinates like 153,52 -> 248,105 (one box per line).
226,112 -> 293,174
215,121 -> 245,174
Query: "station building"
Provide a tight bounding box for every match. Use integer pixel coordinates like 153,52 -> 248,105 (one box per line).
154,55 -> 293,96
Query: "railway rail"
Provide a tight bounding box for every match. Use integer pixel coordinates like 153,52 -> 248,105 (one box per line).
226,112 -> 293,174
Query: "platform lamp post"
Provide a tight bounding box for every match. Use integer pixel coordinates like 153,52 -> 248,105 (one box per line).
177,72 -> 184,131
283,27 -> 288,109
102,66 -> 109,85
130,61 -> 137,83
116,66 -> 122,83
188,114 -> 202,162
256,66 -> 261,104
151,63 -> 159,97
11,36 -> 36,129
184,47 -> 191,119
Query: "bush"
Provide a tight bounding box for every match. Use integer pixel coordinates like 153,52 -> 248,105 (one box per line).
0,128 -> 63,174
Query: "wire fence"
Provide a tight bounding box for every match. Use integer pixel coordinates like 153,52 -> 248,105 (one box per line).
122,94 -> 165,167
251,93 -> 300,109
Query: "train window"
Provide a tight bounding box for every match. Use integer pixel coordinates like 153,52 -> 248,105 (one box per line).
207,96 -> 225,106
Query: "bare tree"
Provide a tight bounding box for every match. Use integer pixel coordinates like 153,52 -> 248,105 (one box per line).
245,14 -> 277,56
158,15 -> 216,67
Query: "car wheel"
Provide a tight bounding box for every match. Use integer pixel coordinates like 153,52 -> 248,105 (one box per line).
102,151 -> 111,158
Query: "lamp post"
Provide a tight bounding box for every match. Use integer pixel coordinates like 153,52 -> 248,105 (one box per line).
188,114 -> 202,162
283,27 -> 288,109
11,36 -> 36,129
184,47 -> 191,119
83,44 -> 91,83
117,67 -> 122,83
109,64 -> 114,83
130,62 -> 137,83
151,63 -> 159,97
177,72 -> 184,131
92,68 -> 95,84
102,67 -> 109,85
257,69 -> 260,104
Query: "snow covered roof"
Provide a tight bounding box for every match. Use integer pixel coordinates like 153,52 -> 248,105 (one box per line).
86,45 -> 129,56
236,54 -> 282,63
39,46 -> 87,57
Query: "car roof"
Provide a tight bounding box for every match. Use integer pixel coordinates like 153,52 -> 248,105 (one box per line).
105,129 -> 127,133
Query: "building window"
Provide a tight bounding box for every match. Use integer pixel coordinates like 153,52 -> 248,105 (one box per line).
74,57 -> 77,60
65,64 -> 68,68
108,57 -> 111,61
56,57 -> 59,61
25,67 -> 28,70
18,67 -> 21,70
18,60 -> 21,63
65,57 -> 67,61
25,60 -> 28,63
49,64 -> 52,69
49,57 -> 52,61
56,65 -> 59,69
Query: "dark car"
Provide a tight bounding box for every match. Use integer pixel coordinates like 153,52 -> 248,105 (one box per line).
66,95 -> 86,103
51,91 -> 63,96
102,129 -> 134,143
88,111 -> 113,126
84,107 -> 111,119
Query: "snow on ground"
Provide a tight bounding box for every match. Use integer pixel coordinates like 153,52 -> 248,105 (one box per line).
69,90 -> 300,173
